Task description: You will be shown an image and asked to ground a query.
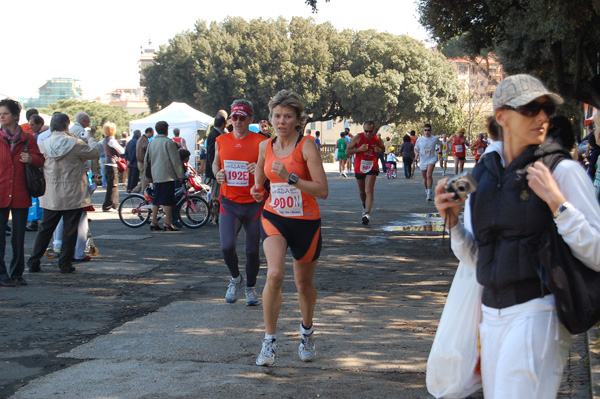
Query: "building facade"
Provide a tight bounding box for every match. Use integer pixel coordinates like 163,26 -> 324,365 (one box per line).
24,78 -> 82,108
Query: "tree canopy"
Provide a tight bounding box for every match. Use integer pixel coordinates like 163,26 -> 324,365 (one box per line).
142,17 -> 460,129
418,0 -> 600,108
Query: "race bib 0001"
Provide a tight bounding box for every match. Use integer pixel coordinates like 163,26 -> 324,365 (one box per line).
270,183 -> 303,217
224,160 -> 249,186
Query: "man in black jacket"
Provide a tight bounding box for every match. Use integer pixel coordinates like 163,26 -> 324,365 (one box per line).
125,130 -> 140,193
205,115 -> 227,190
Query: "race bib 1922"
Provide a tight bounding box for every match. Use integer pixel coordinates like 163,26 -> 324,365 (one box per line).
224,160 -> 249,186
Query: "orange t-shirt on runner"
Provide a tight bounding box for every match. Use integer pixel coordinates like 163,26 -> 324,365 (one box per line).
263,136 -> 320,220
216,131 -> 268,203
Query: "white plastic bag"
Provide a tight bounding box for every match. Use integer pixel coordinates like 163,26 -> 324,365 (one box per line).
426,261 -> 483,398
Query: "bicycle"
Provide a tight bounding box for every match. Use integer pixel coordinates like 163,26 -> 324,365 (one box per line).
118,181 -> 210,229
386,162 -> 397,179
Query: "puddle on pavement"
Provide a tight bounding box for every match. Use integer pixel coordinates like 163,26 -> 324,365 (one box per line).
382,213 -> 446,232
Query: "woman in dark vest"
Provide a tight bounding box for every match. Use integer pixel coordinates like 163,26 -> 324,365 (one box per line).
435,74 -> 600,398
102,122 -> 125,212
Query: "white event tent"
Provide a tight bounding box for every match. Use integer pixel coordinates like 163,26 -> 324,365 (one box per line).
129,102 -> 213,168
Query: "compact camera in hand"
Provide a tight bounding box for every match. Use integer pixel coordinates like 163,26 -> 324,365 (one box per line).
445,172 -> 478,200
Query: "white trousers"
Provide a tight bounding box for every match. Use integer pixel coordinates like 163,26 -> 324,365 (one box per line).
53,212 -> 88,259
480,295 -> 571,399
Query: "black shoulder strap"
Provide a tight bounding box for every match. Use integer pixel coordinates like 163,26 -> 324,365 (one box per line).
542,152 -> 570,173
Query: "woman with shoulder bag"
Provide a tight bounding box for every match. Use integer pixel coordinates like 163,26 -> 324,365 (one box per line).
435,74 -> 600,398
102,122 -> 125,212
0,99 -> 44,286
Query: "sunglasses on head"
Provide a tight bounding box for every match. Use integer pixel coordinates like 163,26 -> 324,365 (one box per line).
506,101 -> 556,117
230,114 -> 247,122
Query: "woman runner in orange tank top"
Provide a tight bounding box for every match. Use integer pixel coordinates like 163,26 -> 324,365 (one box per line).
250,90 -> 328,367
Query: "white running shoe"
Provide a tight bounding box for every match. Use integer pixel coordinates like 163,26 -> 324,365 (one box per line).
299,332 -> 316,362
256,339 -> 277,367
245,286 -> 259,306
225,277 -> 243,303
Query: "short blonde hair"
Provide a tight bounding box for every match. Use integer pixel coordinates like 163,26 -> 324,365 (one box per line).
268,90 -> 308,134
103,122 -> 116,137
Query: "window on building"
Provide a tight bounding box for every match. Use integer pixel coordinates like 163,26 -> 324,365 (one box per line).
460,66 -> 467,74
310,122 -> 316,130
326,120 -> 333,131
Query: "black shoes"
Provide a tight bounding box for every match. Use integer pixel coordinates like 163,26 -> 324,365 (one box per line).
25,222 -> 38,231
60,267 -> 76,274
13,277 -> 27,286
28,265 -> 41,273
0,279 -> 17,287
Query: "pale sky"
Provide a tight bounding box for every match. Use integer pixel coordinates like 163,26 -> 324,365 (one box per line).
2,0 -> 430,101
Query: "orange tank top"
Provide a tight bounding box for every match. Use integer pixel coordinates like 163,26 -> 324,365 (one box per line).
216,132 -> 267,203
173,137 -> 182,145
263,136 -> 320,220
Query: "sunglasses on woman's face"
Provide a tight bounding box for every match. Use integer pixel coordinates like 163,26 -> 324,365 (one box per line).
230,114 -> 247,122
506,101 -> 556,117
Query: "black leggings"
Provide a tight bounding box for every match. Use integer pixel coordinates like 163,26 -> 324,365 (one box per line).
403,156 -> 413,178
103,165 -> 119,211
218,195 -> 263,287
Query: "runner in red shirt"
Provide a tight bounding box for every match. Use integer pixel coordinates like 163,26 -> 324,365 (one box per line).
448,128 -> 468,175
473,133 -> 488,163
346,121 -> 384,225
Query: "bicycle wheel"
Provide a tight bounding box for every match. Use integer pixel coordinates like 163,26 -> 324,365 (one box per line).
118,194 -> 151,228
179,195 -> 210,229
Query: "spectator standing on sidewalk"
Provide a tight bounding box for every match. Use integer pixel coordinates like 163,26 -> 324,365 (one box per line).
132,127 -> 153,194
28,113 -> 100,274
102,122 -> 125,212
399,134 -> 415,179
0,99 -> 44,286
435,74 -> 600,398
125,130 -> 140,193
145,121 -> 185,231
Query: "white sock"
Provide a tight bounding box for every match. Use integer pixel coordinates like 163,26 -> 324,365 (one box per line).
265,333 -> 276,341
301,323 -> 314,336
232,275 -> 242,283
